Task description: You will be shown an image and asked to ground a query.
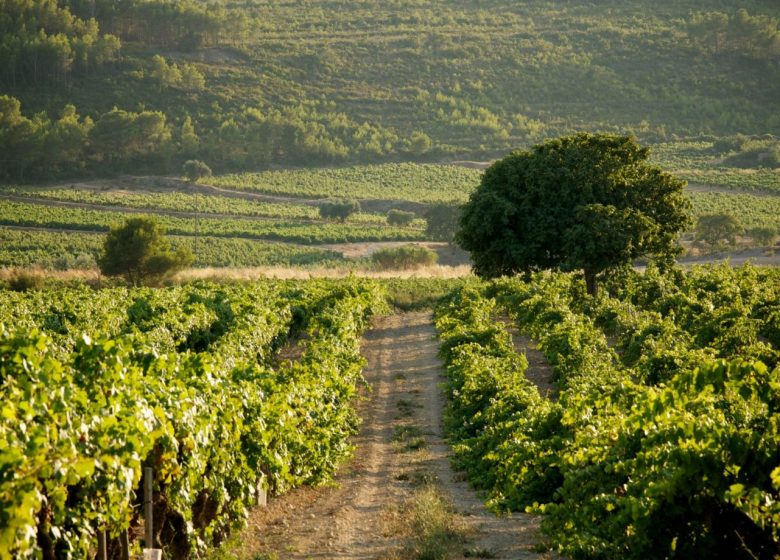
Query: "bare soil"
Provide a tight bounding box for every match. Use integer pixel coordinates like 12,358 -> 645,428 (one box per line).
229,312 -> 554,559
322,241 -> 471,267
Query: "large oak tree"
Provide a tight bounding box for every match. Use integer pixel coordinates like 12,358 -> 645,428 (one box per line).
456,133 -> 691,295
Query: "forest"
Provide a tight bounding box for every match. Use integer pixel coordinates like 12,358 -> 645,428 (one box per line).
1,0 -> 779,180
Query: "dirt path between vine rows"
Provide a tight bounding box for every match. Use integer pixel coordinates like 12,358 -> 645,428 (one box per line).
230,312 -> 555,559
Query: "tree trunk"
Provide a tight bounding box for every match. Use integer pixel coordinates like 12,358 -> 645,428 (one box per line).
584,268 -> 598,297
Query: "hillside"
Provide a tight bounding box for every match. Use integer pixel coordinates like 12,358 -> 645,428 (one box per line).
1,0 -> 779,180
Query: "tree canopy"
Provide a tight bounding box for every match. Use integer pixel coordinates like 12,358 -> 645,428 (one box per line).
456,133 -> 691,295
98,217 -> 193,285
424,204 -> 461,242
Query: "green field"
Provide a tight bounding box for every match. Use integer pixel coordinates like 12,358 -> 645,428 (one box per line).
0,199 -> 425,244
207,163 -> 481,203
687,191 -> 780,230
0,227 -> 347,269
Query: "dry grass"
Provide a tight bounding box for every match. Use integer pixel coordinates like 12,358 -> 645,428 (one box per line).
404,484 -> 467,560
377,481 -> 467,560
174,264 -> 473,282
0,264 -> 473,286
0,267 -> 101,284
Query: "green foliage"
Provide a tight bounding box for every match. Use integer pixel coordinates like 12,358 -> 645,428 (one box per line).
424,204 -> 461,242
599,263 -> 780,364
210,164 -> 480,204
98,217 -> 193,285
371,245 -> 438,270
457,134 -> 691,294
0,0 -> 121,85
687,9 -> 780,59
695,213 -> 744,247
435,285 -> 567,510
148,55 -> 205,92
545,359 -> 779,560
0,199 -> 424,244
318,199 -> 361,222
0,227 -> 346,270
4,1 -> 780,180
387,209 -> 416,227
0,279 -> 387,559
182,159 -> 212,182
89,106 -> 171,167
435,266 -> 780,559
686,191 -> 780,231
747,226 -> 778,246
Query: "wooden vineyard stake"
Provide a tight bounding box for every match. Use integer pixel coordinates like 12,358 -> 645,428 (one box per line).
257,482 -> 267,507
144,467 -> 154,549
119,529 -> 130,560
97,530 -> 107,560
143,467 -> 163,559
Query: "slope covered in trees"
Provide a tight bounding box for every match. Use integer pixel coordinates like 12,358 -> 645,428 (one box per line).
1,0 -> 779,180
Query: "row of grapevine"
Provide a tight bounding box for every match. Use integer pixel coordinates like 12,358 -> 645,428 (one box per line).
595,264 -> 780,365
0,279 -> 387,559
207,163 -> 481,203
0,200 -> 425,245
0,227 -> 346,270
436,268 -> 779,559
7,188 -> 427,228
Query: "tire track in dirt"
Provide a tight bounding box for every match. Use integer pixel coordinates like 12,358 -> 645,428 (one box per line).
230,313 -> 554,559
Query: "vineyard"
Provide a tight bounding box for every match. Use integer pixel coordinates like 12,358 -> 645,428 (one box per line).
1,264 -> 778,558
0,228 -> 346,270
5,187 -> 426,227
1,155 -> 778,271
0,200 -> 424,245
687,191 -> 780,230
435,264 -> 780,559
0,279 -> 387,558
206,163 -> 481,203
2,0 -> 780,557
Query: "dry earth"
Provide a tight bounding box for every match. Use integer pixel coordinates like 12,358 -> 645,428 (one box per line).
229,312 -> 556,560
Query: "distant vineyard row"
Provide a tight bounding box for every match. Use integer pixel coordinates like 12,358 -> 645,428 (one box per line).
0,227 -> 347,270
4,186 -> 426,227
0,200 -> 425,245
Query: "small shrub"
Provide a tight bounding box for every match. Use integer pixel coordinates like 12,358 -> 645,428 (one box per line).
8,269 -> 45,292
99,217 -> 194,285
695,213 -> 743,248
406,485 -> 464,560
387,209 -> 417,226
319,199 -> 360,221
183,159 -> 212,182
746,226 -> 777,247
372,245 -> 438,270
